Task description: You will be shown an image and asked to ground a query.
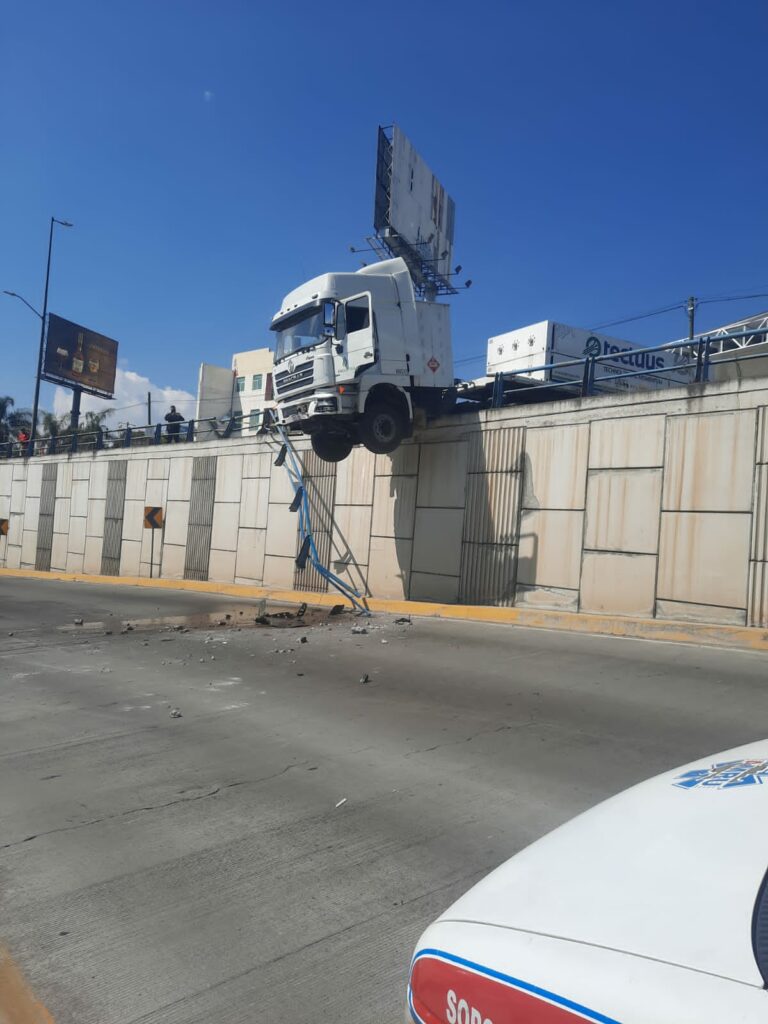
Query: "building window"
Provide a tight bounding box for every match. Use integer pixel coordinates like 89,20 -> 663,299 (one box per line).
252,373 -> 263,391
235,376 -> 245,393
249,409 -> 261,430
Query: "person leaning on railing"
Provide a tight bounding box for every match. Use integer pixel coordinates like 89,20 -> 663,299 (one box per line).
164,406 -> 184,443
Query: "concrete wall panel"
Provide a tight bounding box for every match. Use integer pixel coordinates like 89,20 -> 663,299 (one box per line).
417,442 -> 467,508
235,528 -> 266,582
412,508 -> 464,576
664,411 -> 756,512
239,478 -> 269,530
335,447 -> 376,505
164,501 -> 190,546
55,463 -> 72,498
168,456 -> 193,500
376,444 -> 419,477
69,518 -> 87,555
71,479 -> 89,518
72,462 -> 91,480
332,504 -> 372,566
208,548 -> 237,582
265,506 -> 298,558
580,551 -> 657,617
26,464 -> 42,498
515,584 -> 578,612
22,497 -> 40,533
269,463 -> 295,505
658,511 -> 751,610
589,415 -> 665,470
468,426 -> 525,473
120,539 -> 141,576
50,533 -> 68,571
463,471 -> 521,545
211,502 -> 240,552
83,535 -> 103,574
161,543 -> 187,579
410,571 -> 459,603
584,469 -> 662,553
517,509 -> 584,589
523,424 -> 589,511
214,455 -> 243,503
371,476 -> 417,539
86,499 -> 105,538
90,461 -> 109,501
752,463 -> 768,561
262,554 -> 296,589
21,529 -> 37,566
0,464 -> 12,496
367,536 -> 412,599
757,407 -> 768,464
147,458 -> 169,480
65,551 -> 84,573
243,452 -> 271,479
655,599 -> 746,627
53,498 -> 70,534
144,479 -> 167,508
125,461 -> 147,501
122,500 -> 145,542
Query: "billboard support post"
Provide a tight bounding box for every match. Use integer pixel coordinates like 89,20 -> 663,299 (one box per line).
70,386 -> 82,433
30,217 -> 73,448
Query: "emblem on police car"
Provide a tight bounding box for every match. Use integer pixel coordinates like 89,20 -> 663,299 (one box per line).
674,758 -> 768,790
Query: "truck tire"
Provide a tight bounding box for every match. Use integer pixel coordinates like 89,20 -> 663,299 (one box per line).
359,400 -> 407,455
311,430 -> 354,463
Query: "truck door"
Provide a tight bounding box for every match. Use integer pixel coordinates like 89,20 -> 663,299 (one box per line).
334,293 -> 375,378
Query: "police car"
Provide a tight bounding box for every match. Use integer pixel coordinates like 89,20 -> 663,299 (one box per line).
407,740 -> 768,1023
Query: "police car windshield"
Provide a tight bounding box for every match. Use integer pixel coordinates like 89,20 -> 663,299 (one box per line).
273,309 -> 326,362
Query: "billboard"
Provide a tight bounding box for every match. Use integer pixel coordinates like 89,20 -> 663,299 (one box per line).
43,314 -> 118,397
374,125 -> 456,288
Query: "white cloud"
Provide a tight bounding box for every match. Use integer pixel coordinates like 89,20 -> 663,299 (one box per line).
52,367 -> 196,428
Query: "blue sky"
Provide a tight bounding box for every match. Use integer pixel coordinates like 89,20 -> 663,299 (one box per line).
2,0 -> 766,422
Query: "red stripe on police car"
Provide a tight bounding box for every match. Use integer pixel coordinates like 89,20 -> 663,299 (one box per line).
409,951 -> 617,1024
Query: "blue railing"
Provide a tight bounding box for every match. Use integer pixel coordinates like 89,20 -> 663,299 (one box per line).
0,410 -> 276,459
484,326 -> 768,407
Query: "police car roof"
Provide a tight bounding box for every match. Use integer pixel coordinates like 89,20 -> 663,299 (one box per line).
440,739 -> 768,986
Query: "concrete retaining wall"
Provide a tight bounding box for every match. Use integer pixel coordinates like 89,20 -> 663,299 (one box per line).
3,376 -> 768,630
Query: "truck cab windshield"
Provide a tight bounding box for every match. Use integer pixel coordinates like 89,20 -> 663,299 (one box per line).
273,308 -> 327,362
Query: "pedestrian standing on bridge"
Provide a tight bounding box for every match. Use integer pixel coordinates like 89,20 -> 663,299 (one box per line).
164,405 -> 184,442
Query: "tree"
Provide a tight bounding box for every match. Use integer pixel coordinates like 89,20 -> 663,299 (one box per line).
0,395 -> 15,443
40,411 -> 62,438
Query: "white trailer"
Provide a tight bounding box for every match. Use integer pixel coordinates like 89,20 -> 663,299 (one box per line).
487,320 -> 692,391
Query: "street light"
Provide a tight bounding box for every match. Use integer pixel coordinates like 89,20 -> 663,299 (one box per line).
3,291 -> 43,319
28,217 -> 74,446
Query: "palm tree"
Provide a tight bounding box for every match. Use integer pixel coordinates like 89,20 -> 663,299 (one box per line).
0,395 -> 15,443
40,411 -> 62,438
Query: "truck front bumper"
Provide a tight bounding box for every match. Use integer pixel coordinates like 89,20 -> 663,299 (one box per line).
277,389 -> 358,427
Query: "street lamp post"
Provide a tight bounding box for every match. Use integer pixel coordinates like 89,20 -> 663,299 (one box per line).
29,217 -> 73,447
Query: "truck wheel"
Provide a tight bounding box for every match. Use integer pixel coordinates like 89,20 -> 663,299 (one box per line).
359,400 -> 407,455
310,430 -> 353,463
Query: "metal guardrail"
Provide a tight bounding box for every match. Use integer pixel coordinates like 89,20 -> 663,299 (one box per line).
0,410 -> 276,460
483,326 -> 768,407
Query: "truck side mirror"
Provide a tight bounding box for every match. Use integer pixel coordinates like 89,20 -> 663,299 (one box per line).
323,301 -> 335,328
335,303 -> 346,341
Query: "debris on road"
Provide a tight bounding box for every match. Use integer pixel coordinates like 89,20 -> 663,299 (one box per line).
297,602 -> 307,618
352,626 -> 367,635
74,617 -> 83,626
360,673 -> 370,684
169,708 -> 182,719
329,604 -> 344,616
395,616 -> 411,624
300,636 -> 308,644
335,797 -> 347,808
381,639 -> 388,644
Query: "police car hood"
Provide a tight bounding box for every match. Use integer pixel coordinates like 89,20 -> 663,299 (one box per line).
440,740 -> 768,986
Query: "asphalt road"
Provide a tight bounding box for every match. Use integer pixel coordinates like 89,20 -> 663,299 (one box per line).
1,576 -> 767,1024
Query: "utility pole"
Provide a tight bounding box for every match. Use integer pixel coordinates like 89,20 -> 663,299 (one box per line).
30,217 -> 73,447
687,296 -> 696,340
147,391 -> 152,425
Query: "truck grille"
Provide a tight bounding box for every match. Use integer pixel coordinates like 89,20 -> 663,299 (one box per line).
275,360 -> 313,395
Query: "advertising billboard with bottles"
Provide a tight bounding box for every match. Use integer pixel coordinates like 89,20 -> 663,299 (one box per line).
42,314 -> 118,397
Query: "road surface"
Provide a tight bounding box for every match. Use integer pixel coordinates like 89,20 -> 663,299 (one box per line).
1,576 -> 766,1023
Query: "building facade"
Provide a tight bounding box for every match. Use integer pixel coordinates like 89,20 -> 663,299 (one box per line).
195,347 -> 275,439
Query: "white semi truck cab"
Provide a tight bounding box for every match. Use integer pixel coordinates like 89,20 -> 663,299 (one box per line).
270,257 -> 453,462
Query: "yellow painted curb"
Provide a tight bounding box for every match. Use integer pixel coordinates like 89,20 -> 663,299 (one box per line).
2,567 -> 767,652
